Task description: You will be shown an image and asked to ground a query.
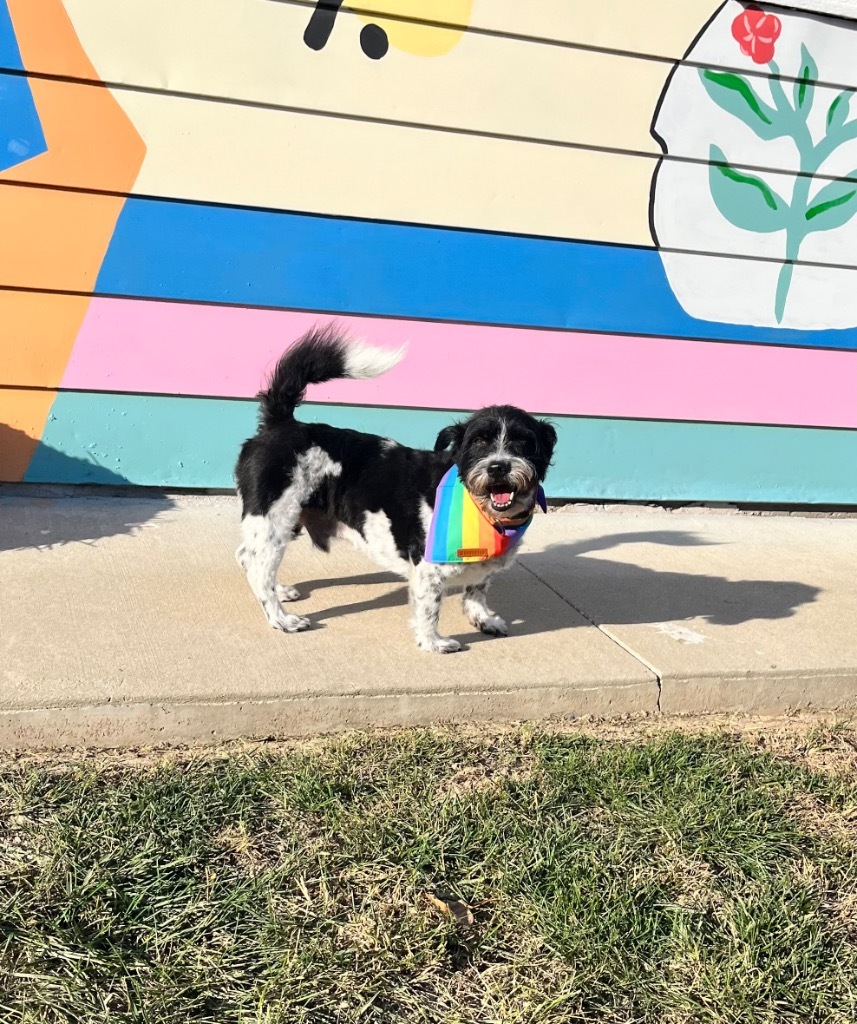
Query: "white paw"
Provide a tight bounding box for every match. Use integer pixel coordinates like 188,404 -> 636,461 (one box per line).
419,635 -> 462,654
477,615 -> 508,637
272,611 -> 311,633
276,583 -> 302,603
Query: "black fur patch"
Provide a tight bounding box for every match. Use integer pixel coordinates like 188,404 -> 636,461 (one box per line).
436,404 -> 557,483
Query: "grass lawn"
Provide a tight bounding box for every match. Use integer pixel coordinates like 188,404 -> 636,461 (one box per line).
1,719 -> 856,1023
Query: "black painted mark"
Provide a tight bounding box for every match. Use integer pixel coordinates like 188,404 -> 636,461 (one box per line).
303,0 -> 389,58
360,22 -> 389,59
303,0 -> 344,51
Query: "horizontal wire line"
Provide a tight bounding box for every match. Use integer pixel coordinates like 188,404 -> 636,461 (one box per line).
2,285 -> 857,357
3,380 -> 855,434
1,177 -> 857,276
267,0 -> 857,95
1,64 -> 854,192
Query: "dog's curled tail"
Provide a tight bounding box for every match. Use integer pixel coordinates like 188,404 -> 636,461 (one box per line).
258,324 -> 406,427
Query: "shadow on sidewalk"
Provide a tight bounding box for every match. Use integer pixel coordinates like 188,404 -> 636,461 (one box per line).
0,425 -> 175,552
520,530 -> 819,628
286,530 -> 819,641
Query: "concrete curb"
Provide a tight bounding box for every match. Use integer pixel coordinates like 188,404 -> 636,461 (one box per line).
0,681 -> 657,751
3,681 -> 854,751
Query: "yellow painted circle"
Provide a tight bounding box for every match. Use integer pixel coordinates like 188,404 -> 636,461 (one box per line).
351,0 -> 474,56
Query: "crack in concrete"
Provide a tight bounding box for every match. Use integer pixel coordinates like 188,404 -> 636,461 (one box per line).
518,562 -> 663,712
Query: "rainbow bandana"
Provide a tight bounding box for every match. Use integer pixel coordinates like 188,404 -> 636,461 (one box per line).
425,466 -> 547,564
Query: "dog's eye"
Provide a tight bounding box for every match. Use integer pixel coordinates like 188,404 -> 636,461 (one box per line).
473,438 -> 488,447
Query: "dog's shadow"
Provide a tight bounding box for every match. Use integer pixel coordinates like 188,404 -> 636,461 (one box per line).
297,571 -> 410,623
288,530 -> 820,646
520,531 -> 819,628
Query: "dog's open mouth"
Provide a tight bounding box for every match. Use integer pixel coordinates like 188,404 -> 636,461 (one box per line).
490,490 -> 515,512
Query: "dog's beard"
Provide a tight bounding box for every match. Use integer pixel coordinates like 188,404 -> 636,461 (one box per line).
463,457 -> 538,525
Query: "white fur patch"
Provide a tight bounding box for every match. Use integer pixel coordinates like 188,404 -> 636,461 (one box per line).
462,580 -> 508,637
343,339 -> 407,380
410,560 -> 462,653
238,446 -> 342,632
350,510 -> 411,577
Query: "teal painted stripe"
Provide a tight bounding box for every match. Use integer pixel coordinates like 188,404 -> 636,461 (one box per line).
27,391 -> 857,503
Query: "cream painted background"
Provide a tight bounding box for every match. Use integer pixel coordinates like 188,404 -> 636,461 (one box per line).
53,0 -> 729,243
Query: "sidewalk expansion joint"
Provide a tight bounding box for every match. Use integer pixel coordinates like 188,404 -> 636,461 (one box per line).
518,562 -> 664,712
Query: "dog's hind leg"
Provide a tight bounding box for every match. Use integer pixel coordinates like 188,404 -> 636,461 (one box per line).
274,523 -> 305,601
462,579 -> 508,637
240,499 -> 310,633
410,561 -> 461,653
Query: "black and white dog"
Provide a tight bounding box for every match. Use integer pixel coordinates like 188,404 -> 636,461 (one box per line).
235,326 -> 556,652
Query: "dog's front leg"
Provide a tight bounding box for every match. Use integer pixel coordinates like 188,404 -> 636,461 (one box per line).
462,579 -> 508,637
410,561 -> 461,654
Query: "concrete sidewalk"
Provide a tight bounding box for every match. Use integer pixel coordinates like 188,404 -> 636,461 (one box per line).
1,492 -> 856,748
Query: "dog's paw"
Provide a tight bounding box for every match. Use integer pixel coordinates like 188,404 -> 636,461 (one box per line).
276,583 -> 302,603
419,635 -> 462,654
477,615 -> 508,637
272,611 -> 311,633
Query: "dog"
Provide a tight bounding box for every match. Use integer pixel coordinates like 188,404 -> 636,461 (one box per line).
235,325 -> 557,652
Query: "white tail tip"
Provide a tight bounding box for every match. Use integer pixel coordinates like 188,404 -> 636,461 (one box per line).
343,339 -> 407,380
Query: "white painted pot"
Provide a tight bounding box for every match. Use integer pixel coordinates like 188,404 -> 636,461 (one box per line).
651,0 -> 857,329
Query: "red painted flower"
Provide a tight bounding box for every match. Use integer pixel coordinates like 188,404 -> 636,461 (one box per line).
731,5 -> 781,63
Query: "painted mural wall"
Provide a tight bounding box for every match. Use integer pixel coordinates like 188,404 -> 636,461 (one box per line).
1,0 -> 857,502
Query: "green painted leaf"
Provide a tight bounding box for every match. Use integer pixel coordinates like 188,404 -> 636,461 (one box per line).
699,69 -> 784,140
793,44 -> 817,113
827,90 -> 853,131
805,172 -> 857,232
708,145 -> 788,233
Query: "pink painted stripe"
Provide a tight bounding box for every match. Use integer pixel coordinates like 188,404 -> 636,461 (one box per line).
62,298 -> 857,429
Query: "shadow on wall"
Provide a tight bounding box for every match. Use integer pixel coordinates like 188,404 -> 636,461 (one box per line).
0,423 -> 175,552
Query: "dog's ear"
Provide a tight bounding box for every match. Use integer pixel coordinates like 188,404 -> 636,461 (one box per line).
434,422 -> 466,453
536,419 -> 558,462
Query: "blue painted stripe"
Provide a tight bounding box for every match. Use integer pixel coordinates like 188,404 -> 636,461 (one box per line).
94,197 -> 857,350
0,9 -> 47,172
27,392 -> 857,503
0,1 -> 25,69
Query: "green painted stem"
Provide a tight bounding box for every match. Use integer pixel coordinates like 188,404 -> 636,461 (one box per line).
774,257 -> 795,324
768,60 -> 815,324
766,62 -> 790,114
775,181 -> 811,323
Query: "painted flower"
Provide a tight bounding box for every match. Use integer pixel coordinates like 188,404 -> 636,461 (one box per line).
731,5 -> 781,63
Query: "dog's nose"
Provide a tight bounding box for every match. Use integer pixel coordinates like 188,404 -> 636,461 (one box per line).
487,460 -> 511,479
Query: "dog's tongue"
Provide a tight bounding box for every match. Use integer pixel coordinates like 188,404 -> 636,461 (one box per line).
491,491 -> 513,505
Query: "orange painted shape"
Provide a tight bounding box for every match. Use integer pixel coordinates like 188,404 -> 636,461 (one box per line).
9,75 -> 146,194
0,0 -> 145,477
6,0 -> 99,79
0,186 -> 135,295
0,291 -> 92,388
0,387 -> 56,482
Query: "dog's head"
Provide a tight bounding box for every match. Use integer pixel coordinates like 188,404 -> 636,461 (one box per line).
434,405 -> 557,525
